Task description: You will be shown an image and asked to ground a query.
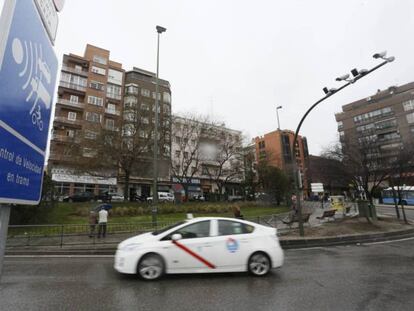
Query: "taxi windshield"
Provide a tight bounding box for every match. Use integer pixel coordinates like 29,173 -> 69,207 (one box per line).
152,221 -> 186,235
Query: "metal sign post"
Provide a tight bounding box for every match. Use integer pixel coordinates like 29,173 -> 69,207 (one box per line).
0,205 -> 11,278
0,0 -> 60,281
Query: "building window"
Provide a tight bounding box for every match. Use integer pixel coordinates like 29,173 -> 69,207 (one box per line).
175,150 -> 180,157
141,88 -> 150,97
125,84 -> 139,95
141,103 -> 150,111
107,83 -> 122,99
85,130 -> 97,140
108,69 -> 123,85
258,141 -> 265,149
106,119 -> 115,129
83,148 -> 97,158
87,95 -> 103,107
91,66 -> 106,75
407,112 -> 414,124
163,92 -> 171,103
85,112 -> 101,123
354,107 -> 393,124
93,55 -> 107,65
402,99 -> 414,112
68,111 -> 77,121
66,129 -> 75,137
152,92 -> 161,100
175,136 -> 181,144
183,152 -> 188,159
90,81 -> 105,91
69,95 -> 78,103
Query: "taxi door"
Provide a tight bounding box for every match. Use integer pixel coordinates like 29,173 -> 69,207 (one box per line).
208,219 -> 254,271
158,220 -> 216,273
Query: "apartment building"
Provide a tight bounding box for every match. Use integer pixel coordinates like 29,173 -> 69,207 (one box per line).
254,129 -> 309,195
171,116 -> 243,200
119,67 -> 172,199
49,44 -> 124,197
335,82 -> 414,168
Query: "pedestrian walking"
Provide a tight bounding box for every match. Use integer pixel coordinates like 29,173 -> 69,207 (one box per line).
232,204 -> 244,219
98,207 -> 108,238
291,193 -> 297,214
88,210 -> 98,238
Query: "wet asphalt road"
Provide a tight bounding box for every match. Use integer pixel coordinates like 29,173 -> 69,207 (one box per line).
376,204 -> 414,220
1,239 -> 414,311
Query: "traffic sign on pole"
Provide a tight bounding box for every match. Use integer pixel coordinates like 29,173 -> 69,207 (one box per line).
0,0 -> 58,205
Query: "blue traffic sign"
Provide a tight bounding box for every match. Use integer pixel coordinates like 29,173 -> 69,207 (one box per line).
0,0 -> 58,204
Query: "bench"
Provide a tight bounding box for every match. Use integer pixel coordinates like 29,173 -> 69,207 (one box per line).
317,209 -> 337,221
282,213 -> 311,228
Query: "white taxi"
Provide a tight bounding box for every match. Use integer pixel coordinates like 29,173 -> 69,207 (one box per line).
114,217 -> 284,280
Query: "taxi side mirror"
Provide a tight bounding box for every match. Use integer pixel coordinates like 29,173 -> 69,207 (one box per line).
172,233 -> 182,241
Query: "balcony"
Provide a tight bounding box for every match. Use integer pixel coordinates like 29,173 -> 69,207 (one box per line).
54,116 -> 83,127
105,126 -> 119,132
107,93 -> 122,101
61,65 -> 89,77
59,81 -> 86,92
57,98 -> 85,110
105,108 -> 121,116
48,152 -> 74,162
51,134 -> 81,144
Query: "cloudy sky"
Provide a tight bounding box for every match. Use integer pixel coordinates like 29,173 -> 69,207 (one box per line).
2,0 -> 413,154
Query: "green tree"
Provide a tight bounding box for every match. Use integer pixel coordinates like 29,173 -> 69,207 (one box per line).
258,163 -> 290,205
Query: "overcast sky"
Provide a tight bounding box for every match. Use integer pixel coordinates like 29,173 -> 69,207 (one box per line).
2,0 -> 413,155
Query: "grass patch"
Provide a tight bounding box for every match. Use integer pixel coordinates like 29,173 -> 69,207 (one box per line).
13,201 -> 289,225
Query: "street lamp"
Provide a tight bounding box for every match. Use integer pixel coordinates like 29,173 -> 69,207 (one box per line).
292,51 -> 395,237
276,105 -> 282,130
152,25 -> 167,227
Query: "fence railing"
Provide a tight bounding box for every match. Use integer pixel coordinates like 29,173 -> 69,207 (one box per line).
6,202 -> 359,249
7,214 -> 292,249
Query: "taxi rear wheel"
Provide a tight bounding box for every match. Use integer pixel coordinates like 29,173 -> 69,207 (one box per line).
248,252 -> 271,276
137,254 -> 165,280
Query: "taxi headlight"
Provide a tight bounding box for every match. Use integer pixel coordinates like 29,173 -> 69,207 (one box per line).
119,243 -> 142,251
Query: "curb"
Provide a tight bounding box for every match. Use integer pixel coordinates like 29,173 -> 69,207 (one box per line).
5,228 -> 414,255
280,228 -> 414,249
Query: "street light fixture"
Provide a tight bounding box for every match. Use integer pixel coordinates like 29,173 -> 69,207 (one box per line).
152,25 -> 167,227
292,51 -> 395,237
276,105 -> 282,130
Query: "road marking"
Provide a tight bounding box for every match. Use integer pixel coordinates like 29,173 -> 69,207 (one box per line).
5,255 -> 114,258
362,236 -> 414,245
172,240 -> 216,269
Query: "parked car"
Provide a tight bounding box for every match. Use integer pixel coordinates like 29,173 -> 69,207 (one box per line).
147,192 -> 174,203
189,194 -> 205,202
108,192 -> 125,202
63,192 -> 96,202
114,216 -> 284,280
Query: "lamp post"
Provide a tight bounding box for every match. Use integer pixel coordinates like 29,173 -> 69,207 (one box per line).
292,51 -> 395,237
152,25 -> 167,227
276,105 -> 282,130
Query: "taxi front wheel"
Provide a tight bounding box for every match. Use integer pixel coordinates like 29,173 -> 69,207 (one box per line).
248,252 -> 271,276
137,254 -> 165,280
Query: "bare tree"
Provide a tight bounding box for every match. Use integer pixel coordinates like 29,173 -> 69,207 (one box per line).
201,128 -> 244,201
323,139 -> 388,221
65,103 -> 169,201
170,115 -> 208,200
387,146 -> 414,223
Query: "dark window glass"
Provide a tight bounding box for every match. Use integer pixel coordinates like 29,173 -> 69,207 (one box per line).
218,220 -> 254,236
162,220 -> 210,240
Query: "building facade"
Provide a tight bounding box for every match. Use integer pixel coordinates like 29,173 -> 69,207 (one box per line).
119,67 -> 172,199
254,129 -> 309,195
49,45 -> 124,198
171,116 -> 243,200
335,82 -> 414,169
